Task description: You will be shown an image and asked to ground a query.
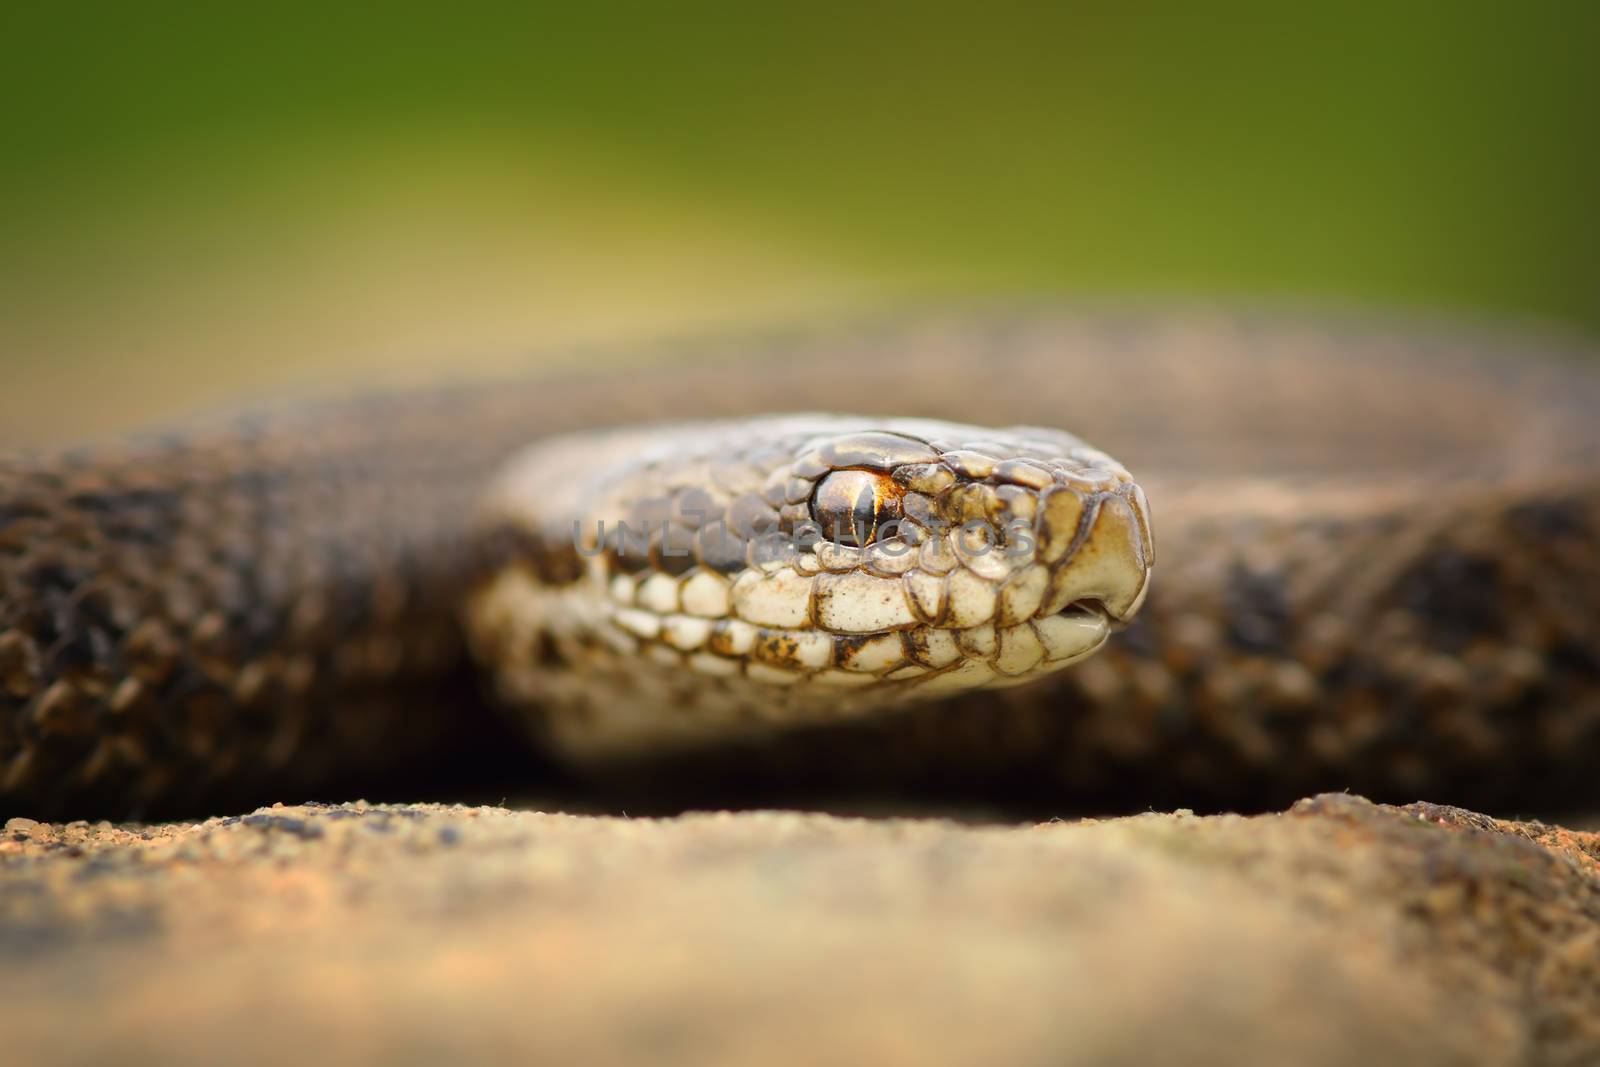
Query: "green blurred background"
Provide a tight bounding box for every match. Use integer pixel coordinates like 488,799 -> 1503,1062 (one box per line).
2,4 -> 1596,444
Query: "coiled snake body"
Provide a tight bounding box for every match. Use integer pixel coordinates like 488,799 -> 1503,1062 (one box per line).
3,311 -> 1599,817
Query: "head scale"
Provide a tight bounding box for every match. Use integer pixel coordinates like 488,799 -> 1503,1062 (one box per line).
470,415 -> 1152,758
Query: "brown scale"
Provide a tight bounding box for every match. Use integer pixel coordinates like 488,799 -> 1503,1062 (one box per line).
4,309 -> 1600,818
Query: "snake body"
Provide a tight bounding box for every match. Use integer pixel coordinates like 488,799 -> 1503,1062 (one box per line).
3,310 -> 1599,817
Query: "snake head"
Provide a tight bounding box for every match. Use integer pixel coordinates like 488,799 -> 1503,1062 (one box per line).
470,416 -> 1153,756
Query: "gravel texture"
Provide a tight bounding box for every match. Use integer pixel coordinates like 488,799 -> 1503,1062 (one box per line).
3,793 -> 1599,1066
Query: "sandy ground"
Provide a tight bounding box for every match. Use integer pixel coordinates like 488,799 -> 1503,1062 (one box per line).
3,793 -> 1598,1066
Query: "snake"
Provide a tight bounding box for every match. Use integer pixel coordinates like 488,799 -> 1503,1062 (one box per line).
3,309 -> 1599,819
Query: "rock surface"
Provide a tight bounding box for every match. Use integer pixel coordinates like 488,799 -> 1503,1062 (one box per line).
3,794 -> 1599,1066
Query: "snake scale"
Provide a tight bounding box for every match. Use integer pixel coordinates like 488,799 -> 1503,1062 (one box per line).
3,310 -> 1599,819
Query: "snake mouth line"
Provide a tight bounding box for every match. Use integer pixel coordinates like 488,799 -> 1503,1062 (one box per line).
1054,599 -> 1112,625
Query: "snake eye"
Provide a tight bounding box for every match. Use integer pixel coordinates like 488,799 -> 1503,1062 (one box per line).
811,470 -> 900,547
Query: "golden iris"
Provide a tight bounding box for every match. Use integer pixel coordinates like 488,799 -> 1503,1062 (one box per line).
811,470 -> 901,547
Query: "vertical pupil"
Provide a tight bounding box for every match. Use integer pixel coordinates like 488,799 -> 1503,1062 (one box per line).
846,481 -> 877,544
814,470 -> 882,547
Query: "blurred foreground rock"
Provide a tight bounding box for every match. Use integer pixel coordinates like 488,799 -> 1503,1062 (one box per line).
3,793 -> 1598,1066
